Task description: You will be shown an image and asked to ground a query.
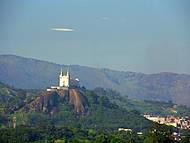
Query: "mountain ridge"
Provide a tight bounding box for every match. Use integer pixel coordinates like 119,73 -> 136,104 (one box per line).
0,54 -> 190,107
2,54 -> 187,75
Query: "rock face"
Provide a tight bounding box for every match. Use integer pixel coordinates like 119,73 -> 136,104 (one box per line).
24,91 -> 60,114
69,89 -> 88,114
24,88 -> 88,115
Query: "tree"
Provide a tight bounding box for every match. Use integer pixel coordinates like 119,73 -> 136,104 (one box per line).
95,133 -> 110,143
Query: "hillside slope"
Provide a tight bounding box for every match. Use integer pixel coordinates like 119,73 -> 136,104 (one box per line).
0,83 -> 151,130
94,88 -> 190,116
23,89 -> 88,115
0,55 -> 190,107
0,82 -> 37,114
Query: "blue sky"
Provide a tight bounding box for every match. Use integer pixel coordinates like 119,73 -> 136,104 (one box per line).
0,0 -> 190,73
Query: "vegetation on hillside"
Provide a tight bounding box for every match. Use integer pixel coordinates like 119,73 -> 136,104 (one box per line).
94,87 -> 190,116
8,90 -> 151,131
0,82 -> 190,142
0,123 -> 189,143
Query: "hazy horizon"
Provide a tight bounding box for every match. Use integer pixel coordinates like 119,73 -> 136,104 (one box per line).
1,0 -> 190,74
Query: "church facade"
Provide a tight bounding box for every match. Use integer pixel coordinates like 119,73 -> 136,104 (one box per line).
59,68 -> 70,87
47,67 -> 79,91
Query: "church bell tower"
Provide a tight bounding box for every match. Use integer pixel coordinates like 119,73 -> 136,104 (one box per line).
59,67 -> 70,87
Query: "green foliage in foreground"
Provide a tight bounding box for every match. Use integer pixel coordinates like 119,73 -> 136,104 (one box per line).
0,124 -> 189,143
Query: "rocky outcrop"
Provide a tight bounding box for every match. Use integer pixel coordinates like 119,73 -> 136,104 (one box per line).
23,88 -> 88,115
69,89 -> 88,114
23,91 -> 58,114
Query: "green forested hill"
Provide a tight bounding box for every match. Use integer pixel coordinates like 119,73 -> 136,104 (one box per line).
94,88 -> 190,116
13,90 -> 152,131
1,82 -> 190,132
0,82 -> 151,131
1,83 -> 190,143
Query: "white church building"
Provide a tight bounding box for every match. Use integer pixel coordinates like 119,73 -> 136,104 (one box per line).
59,68 -> 70,87
47,67 -> 80,91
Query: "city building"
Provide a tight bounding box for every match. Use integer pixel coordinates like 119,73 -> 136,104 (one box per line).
144,114 -> 190,130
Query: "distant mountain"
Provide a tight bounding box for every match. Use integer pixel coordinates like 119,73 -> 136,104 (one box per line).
0,54 -> 190,107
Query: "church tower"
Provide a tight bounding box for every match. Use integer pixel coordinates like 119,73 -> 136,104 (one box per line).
59,67 -> 70,87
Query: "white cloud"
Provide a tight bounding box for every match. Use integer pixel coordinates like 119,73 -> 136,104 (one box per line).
51,28 -> 74,32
